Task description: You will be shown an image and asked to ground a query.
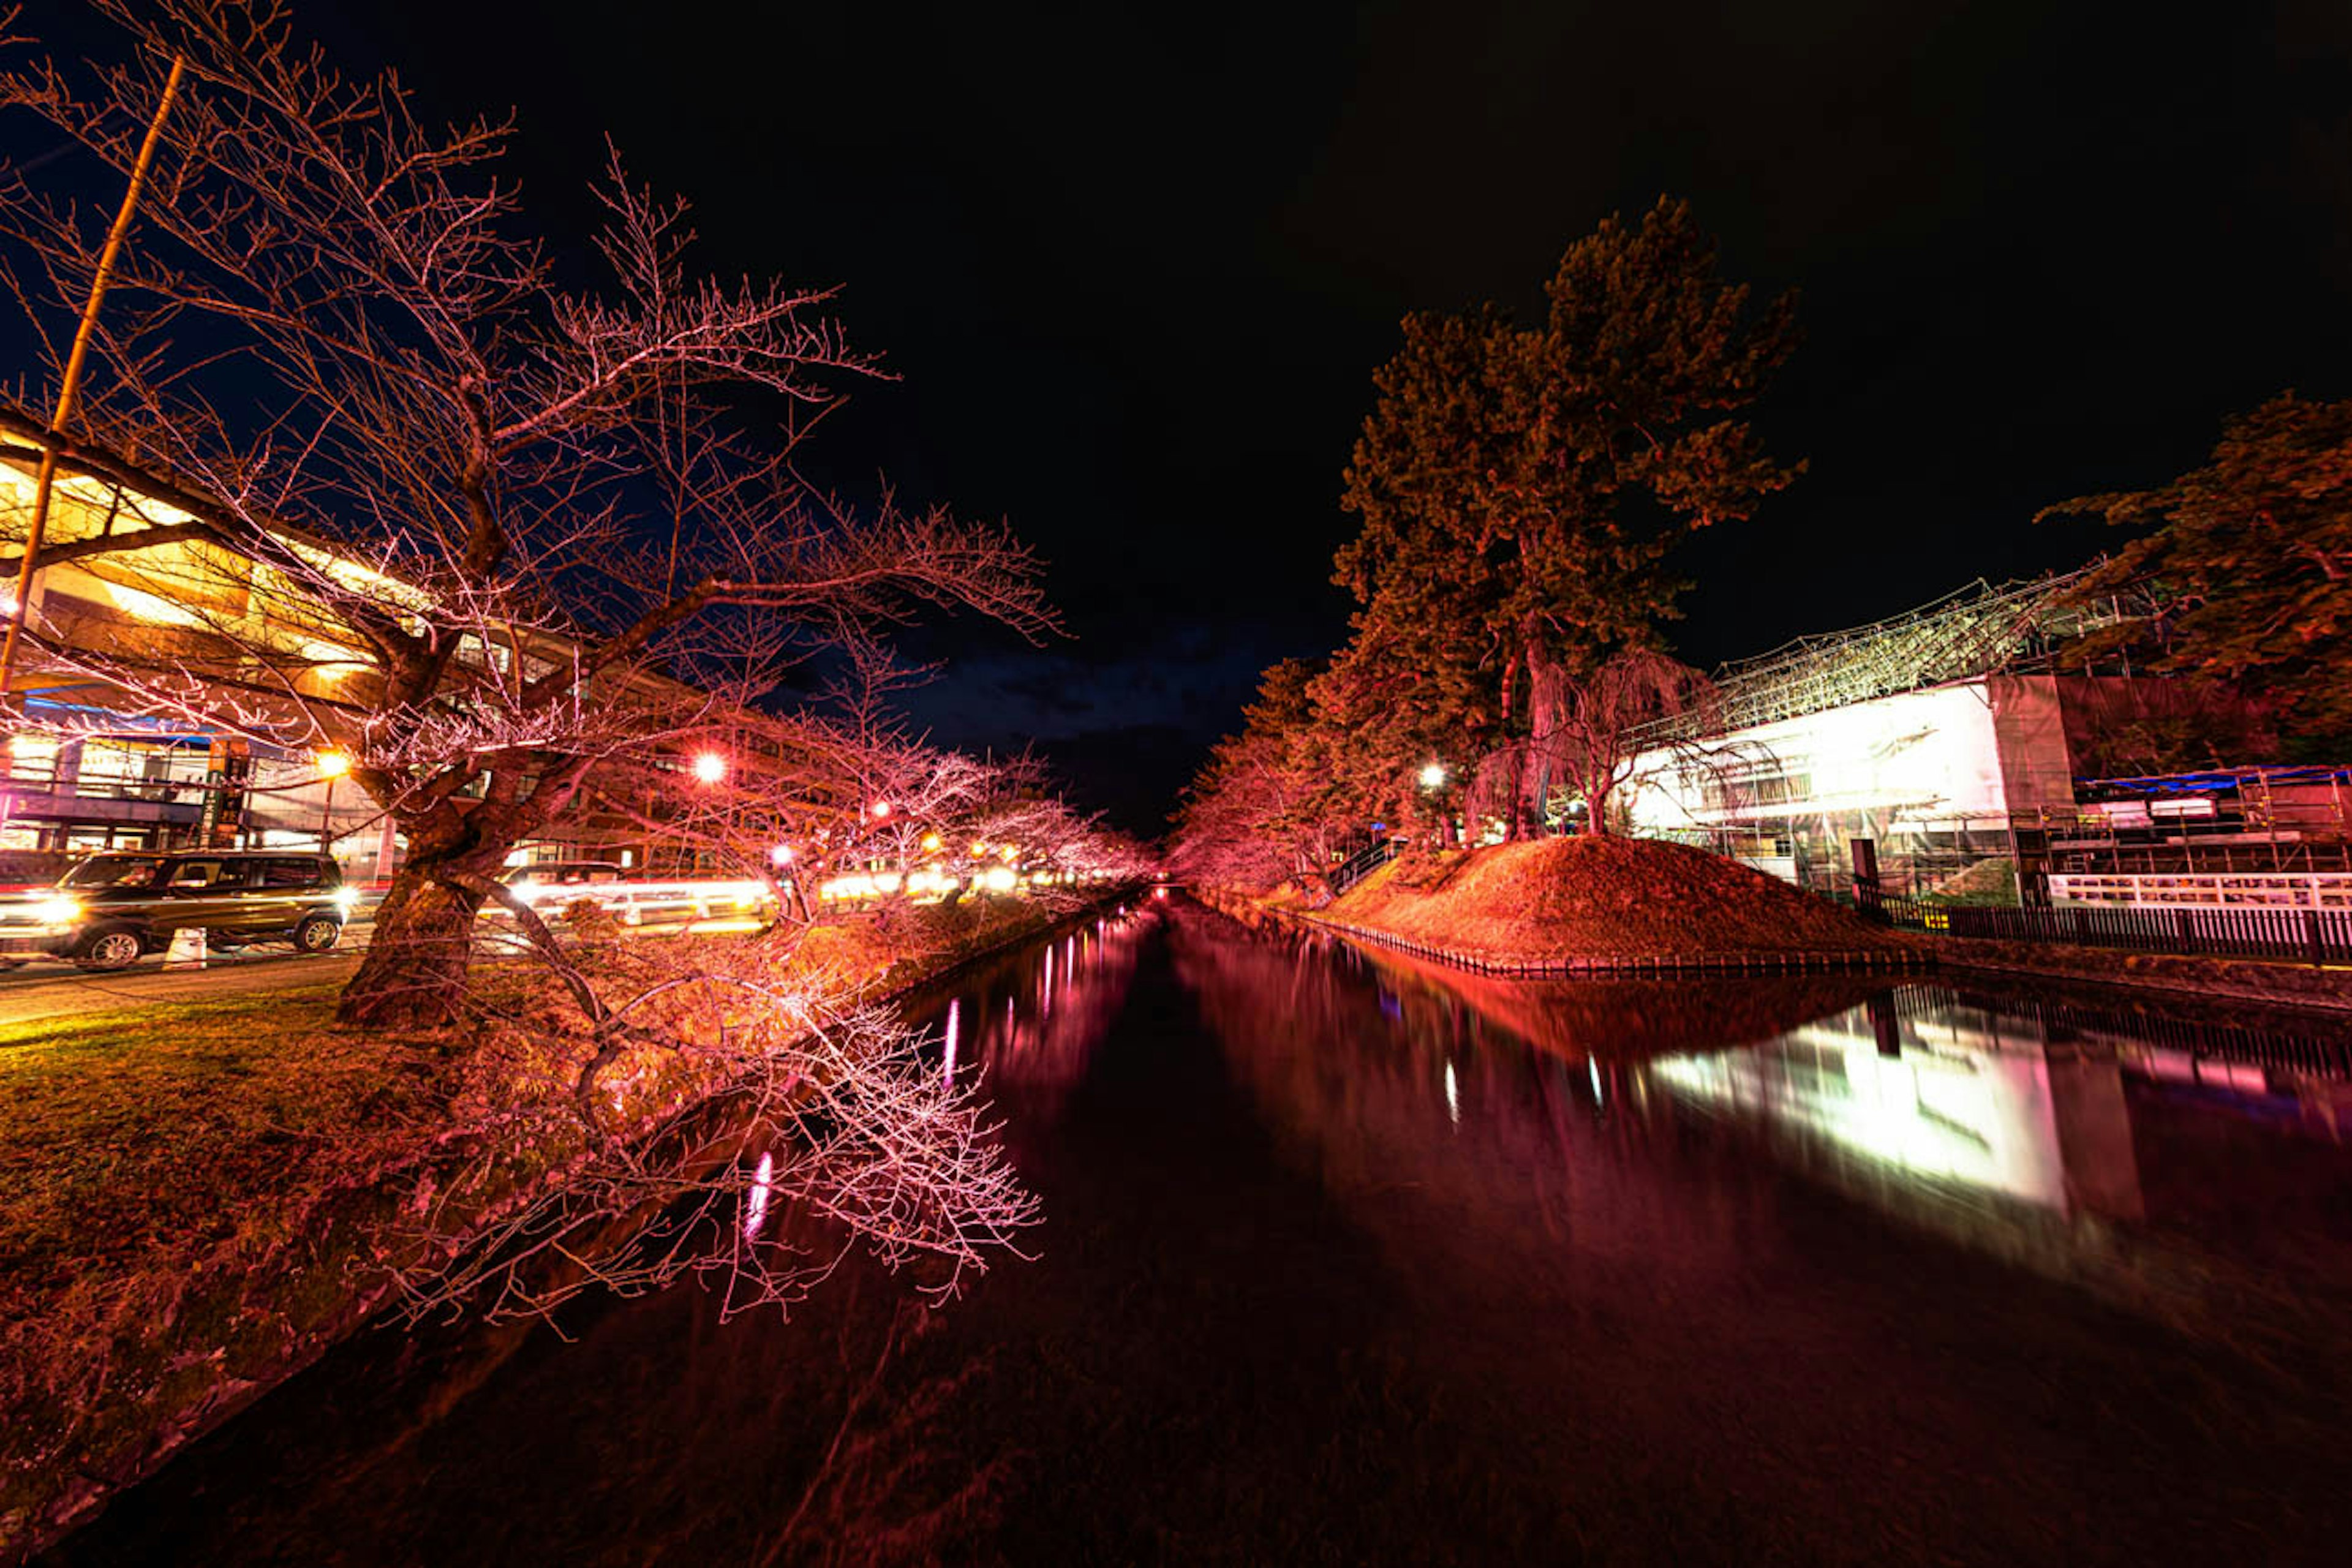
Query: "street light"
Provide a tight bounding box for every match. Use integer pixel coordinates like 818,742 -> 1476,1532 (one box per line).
692,750 -> 727,785
870,799 -> 893,820
1419,761 -> 1447,790
315,749 -> 351,854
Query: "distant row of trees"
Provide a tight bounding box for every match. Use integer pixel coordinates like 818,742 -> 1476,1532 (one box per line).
1177,195 -> 2352,892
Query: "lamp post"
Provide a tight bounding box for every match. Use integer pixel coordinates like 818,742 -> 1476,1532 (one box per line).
315,749 -> 350,855
1418,760 -> 1452,848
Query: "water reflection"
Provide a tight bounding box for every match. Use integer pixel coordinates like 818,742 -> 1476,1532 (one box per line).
1649,985 -> 2352,1238
1653,995 -> 2120,1218
910,904 -> 1157,1125
1191,913 -> 2352,1354
46,900 -> 2352,1567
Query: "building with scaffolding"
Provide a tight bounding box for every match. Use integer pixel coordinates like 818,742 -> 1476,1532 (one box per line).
1619,570 -> 2349,902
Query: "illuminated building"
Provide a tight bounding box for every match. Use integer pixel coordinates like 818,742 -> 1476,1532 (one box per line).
0,413 -> 797,878
1619,573 -> 2346,899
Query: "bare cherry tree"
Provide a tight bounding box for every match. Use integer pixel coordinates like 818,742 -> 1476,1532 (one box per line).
392,982 -> 1042,1328
0,0 -> 1050,1027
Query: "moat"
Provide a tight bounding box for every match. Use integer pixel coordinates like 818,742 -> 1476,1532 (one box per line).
50,900 -> 2352,1566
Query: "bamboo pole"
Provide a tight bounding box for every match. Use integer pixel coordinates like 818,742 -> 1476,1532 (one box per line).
0,55 -> 187,710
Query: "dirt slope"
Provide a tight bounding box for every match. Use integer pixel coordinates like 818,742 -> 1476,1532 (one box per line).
1330,837 -> 1907,963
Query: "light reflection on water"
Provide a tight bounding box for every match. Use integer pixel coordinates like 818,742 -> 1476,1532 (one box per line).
907,903 -> 1158,1124
1200,918 -> 2352,1348
1646,984 -> 2352,1244
1653,995 -> 2120,1218
48,899 -> 2352,1568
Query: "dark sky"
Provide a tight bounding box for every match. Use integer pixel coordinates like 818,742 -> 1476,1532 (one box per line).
39,2 -> 2352,829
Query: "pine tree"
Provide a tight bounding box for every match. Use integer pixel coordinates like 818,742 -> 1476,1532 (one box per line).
2043,393 -> 2352,760
1332,197 -> 1800,831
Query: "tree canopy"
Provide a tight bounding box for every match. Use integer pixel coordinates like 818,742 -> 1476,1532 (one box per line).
0,0 -> 1051,1025
1173,199 -> 1795,880
1329,196 -> 1798,823
2043,392 -> 2352,760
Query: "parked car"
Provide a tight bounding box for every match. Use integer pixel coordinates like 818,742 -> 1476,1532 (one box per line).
0,851 -> 355,971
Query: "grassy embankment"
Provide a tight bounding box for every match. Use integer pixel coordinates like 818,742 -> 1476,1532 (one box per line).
1245,836 -> 2352,1011
1261,836 -> 1915,973
0,894 -> 1072,1562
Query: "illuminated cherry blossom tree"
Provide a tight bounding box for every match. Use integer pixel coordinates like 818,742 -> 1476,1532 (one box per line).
0,0 -> 1051,1025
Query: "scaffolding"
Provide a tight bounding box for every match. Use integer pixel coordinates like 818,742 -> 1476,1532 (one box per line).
1643,565 -> 2141,743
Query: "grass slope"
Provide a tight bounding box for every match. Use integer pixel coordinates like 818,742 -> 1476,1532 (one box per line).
1331,837 -> 1907,963
0,894 -> 1073,1560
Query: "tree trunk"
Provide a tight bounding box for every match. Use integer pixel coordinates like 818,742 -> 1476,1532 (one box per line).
336,861 -> 491,1028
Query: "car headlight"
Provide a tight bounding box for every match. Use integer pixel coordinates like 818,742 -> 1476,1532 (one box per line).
32,895 -> 81,924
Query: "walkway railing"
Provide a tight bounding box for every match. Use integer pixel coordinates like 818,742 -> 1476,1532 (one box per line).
1868,894 -> 2352,968
1325,837 -> 1402,897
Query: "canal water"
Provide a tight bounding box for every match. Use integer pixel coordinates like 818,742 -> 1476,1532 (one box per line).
51,899 -> 2352,1565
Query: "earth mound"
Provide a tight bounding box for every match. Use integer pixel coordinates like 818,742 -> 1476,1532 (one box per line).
1329,836 -> 1908,963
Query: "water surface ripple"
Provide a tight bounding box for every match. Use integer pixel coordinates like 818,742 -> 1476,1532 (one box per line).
50,900 -> 2352,1566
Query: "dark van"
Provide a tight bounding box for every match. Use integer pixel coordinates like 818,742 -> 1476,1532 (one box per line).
0,851 -> 353,970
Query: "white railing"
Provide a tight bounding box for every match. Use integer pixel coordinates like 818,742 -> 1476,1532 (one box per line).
2048,871 -> 2352,911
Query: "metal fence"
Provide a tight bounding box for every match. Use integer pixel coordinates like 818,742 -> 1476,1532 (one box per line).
1872,894 -> 2352,967
1327,837 -> 1402,896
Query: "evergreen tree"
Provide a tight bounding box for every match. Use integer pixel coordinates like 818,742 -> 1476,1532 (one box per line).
1332,197 -> 1799,831
2043,393 -> 2352,760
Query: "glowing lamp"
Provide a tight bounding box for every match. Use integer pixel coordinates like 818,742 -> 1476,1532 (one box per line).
692,751 -> 728,784
770,843 -> 796,865
870,800 -> 893,820
315,749 -> 352,779
921,832 -> 943,853
1419,761 -> 1447,790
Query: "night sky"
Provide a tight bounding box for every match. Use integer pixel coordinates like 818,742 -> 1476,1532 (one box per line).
33,2 -> 2352,830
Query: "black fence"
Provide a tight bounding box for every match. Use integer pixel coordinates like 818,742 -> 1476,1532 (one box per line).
1871,893 -> 2352,968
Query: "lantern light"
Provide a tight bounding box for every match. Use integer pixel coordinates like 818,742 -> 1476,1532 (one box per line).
692,751 -> 728,784
315,749 -> 352,779
1418,761 -> 1447,790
